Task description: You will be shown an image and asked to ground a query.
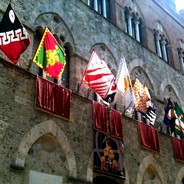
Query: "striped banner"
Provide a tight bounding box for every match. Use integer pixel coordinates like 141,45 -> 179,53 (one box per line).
83,50 -> 115,99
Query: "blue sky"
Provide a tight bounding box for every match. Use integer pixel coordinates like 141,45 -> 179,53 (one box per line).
175,0 -> 184,11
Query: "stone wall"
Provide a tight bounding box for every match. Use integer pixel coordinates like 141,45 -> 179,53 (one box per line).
0,0 -> 184,183
1,58 -> 184,184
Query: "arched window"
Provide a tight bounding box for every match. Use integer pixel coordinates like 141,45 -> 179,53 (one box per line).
31,28 -> 70,87
124,6 -> 143,43
153,21 -> 170,63
88,44 -> 117,109
88,0 -> 111,19
154,30 -> 169,62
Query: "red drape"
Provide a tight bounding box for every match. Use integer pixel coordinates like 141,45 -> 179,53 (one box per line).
138,121 -> 160,152
110,109 -> 123,139
172,137 -> 184,161
93,101 -> 108,134
36,76 -> 71,120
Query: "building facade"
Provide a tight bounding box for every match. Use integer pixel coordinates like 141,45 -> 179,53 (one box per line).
0,0 -> 184,183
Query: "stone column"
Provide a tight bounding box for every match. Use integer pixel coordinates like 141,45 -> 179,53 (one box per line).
94,0 -> 98,11
134,20 -> 140,42
161,40 -> 168,62
155,35 -> 162,57
102,0 -> 107,18
127,14 -> 133,37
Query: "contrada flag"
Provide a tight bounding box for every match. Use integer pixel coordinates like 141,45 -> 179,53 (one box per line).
116,56 -> 134,115
83,50 -> 115,99
0,3 -> 30,64
174,102 -> 184,137
133,78 -> 149,113
33,27 -> 66,79
163,98 -> 175,129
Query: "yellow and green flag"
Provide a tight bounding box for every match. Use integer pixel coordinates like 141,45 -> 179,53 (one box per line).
33,27 -> 66,79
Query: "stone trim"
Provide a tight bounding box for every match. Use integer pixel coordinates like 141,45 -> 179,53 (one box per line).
12,120 -> 77,178
136,155 -> 167,184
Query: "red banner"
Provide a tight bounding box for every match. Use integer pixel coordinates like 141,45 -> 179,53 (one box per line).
138,122 -> 160,152
110,109 -> 123,140
36,76 -> 71,120
172,137 -> 184,162
93,101 -> 108,134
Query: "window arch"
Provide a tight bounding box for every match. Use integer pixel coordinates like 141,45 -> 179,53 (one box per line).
153,21 -> 172,63
177,40 -> 184,73
164,85 -> 179,104
124,6 -> 144,44
87,43 -> 117,108
32,29 -> 67,84
88,0 -> 111,19
154,30 -> 169,62
137,155 -> 167,184
142,165 -> 163,184
33,12 -> 75,88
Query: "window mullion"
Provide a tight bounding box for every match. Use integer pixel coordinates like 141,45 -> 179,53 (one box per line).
134,20 -> 140,42
94,0 -> 98,11
161,40 -> 168,62
102,0 -> 107,18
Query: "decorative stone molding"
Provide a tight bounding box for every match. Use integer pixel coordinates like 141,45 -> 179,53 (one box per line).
136,155 -> 167,184
11,120 -> 77,178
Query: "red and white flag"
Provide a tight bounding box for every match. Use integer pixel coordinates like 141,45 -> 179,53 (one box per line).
83,50 -> 115,99
0,3 -> 30,64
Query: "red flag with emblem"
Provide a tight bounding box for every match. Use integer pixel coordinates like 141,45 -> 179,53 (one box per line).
33,27 -> 66,79
0,3 -> 30,64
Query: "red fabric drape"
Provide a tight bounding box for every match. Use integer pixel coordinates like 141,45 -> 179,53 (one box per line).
172,137 -> 184,161
36,76 -> 71,120
110,109 -> 123,139
138,121 -> 160,152
93,101 -> 108,134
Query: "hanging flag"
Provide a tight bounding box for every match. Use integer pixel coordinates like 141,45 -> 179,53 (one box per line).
163,98 -> 175,129
33,27 -> 66,79
172,137 -> 184,161
0,3 -> 30,64
83,50 -> 115,99
102,79 -> 117,103
138,85 -> 156,125
174,102 -> 184,138
138,121 -> 160,152
115,56 -> 135,116
139,106 -> 157,125
133,78 -> 148,113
